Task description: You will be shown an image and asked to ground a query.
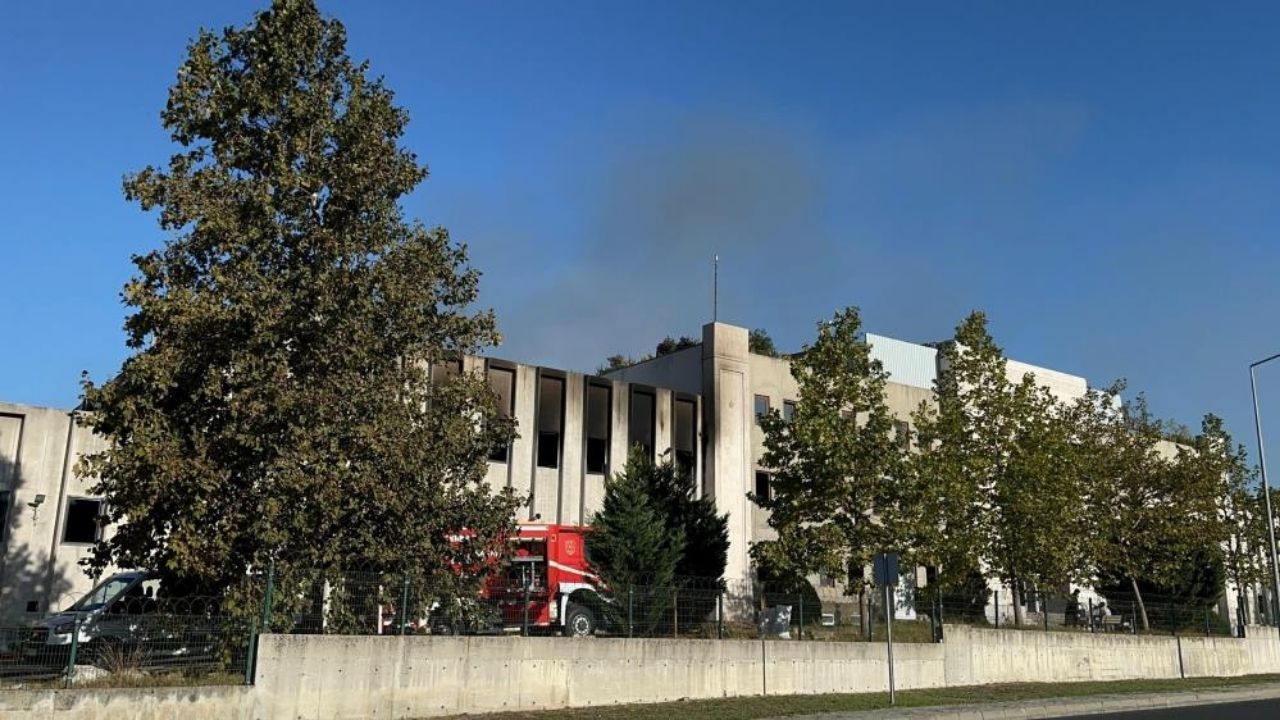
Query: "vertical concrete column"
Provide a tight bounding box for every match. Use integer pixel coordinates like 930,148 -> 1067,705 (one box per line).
655,388 -> 673,461
610,380 -> 630,478
510,365 -> 537,519
701,322 -> 753,586
559,373 -> 585,525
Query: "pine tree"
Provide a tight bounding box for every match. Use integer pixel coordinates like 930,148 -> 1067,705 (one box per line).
588,448 -> 685,633
78,0 -> 520,615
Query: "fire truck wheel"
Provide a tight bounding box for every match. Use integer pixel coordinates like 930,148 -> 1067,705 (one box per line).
563,603 -> 596,637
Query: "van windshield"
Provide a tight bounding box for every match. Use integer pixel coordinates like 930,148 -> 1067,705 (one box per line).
68,576 -> 136,612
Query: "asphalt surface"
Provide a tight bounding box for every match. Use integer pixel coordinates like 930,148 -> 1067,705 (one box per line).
1049,697 -> 1280,719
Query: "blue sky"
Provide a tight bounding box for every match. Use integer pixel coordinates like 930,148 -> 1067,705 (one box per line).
3,1 -> 1280,465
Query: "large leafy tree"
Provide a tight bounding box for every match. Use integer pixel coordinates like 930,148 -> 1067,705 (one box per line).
753,308 -> 915,609
79,0 -> 520,611
912,312 -> 1088,623
1078,394 -> 1231,630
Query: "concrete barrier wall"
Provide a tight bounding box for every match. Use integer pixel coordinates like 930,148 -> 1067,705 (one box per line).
0,684 -> 254,720
5,628 -> 1280,719
943,626 -> 1280,686
254,635 -> 769,718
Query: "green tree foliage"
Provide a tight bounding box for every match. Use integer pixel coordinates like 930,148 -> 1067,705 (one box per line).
78,0 -> 520,617
597,354 -> 638,374
753,308 -> 913,596
642,454 -> 729,581
753,550 -> 823,629
912,312 -> 1089,623
1077,394 -> 1232,630
655,335 -> 699,357
749,328 -> 779,357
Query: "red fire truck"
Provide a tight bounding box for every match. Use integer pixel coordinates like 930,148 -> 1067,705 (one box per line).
481,523 -> 602,636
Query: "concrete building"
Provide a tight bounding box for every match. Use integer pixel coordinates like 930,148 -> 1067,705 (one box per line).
0,402 -> 110,623
3,319 -> 1268,628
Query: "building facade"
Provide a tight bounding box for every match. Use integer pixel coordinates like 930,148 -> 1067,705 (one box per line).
1,319 -> 1268,628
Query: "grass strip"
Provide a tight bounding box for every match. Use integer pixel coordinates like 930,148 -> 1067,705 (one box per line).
437,674 -> 1280,720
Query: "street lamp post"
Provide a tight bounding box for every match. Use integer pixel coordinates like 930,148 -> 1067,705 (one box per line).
1248,352 -> 1280,640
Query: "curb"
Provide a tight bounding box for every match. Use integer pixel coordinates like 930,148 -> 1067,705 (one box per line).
765,682 -> 1280,719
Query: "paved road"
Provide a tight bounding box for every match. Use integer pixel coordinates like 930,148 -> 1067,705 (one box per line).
1052,697 -> 1280,719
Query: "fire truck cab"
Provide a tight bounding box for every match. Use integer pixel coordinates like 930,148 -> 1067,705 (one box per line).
484,524 -> 600,636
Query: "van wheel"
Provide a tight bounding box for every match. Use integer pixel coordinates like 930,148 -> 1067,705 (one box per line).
563,603 -> 595,637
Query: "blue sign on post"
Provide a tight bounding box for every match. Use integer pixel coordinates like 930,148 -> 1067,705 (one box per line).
873,551 -> 900,706
873,552 -> 900,587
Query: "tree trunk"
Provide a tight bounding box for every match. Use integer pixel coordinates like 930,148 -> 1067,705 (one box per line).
1012,583 -> 1025,626
1131,576 -> 1150,632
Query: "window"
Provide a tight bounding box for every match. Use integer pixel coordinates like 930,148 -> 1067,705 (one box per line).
783,400 -> 797,424
487,365 -> 515,462
754,471 -> 771,502
585,383 -> 611,474
629,388 -> 655,458
536,375 -> 564,469
894,421 -> 911,450
674,397 -> 696,478
62,498 -> 104,544
754,395 -> 770,424
430,358 -> 461,385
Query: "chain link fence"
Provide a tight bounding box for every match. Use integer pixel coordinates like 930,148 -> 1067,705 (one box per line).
923,586 -> 1268,639
5,564 -> 1266,690
0,582 -> 254,689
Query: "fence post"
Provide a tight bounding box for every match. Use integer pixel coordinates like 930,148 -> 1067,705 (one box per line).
717,590 -> 724,639
672,589 -> 679,638
522,582 -> 531,637
934,587 -> 944,642
1204,606 -> 1211,637
399,575 -> 410,636
1131,602 -> 1137,635
63,613 -> 82,688
1087,598 -> 1094,633
797,594 -> 804,641
627,585 -> 634,638
994,590 -> 1000,629
1041,590 -> 1049,632
261,560 -> 276,632
244,616 -> 259,685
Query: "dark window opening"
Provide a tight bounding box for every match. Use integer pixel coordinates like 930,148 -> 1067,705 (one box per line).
894,420 -> 911,450
586,383 -> 611,474
62,498 -> 103,544
487,365 -> 515,462
754,394 -> 770,424
431,358 -> 462,385
536,375 -> 564,469
629,388 -> 655,458
754,472 -> 771,502
674,398 -> 696,478
783,400 -> 797,424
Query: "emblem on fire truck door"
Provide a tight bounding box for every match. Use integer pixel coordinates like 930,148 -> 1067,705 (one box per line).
564,538 -> 578,556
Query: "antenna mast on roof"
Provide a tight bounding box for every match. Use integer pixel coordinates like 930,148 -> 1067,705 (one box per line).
713,254 -> 719,323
